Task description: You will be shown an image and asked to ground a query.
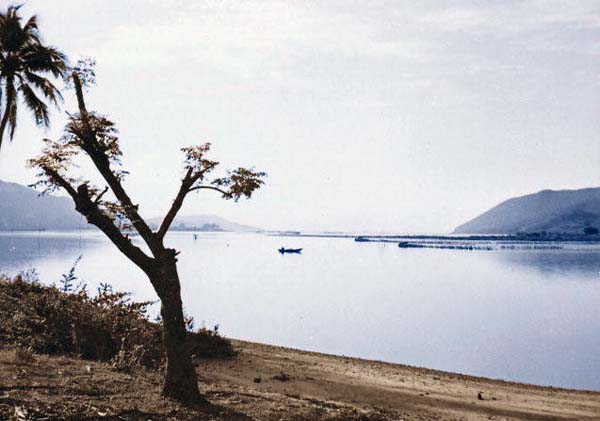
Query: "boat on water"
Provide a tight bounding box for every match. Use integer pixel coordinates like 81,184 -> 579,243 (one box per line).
278,247 -> 302,254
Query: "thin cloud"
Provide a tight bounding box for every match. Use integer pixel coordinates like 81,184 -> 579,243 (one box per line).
92,1 -> 433,78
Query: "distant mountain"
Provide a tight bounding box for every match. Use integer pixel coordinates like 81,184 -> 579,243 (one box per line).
454,187 -> 600,235
0,180 -> 259,233
147,214 -> 259,232
0,180 -> 86,230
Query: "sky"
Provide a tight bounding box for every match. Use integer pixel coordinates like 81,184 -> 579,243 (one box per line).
0,0 -> 598,233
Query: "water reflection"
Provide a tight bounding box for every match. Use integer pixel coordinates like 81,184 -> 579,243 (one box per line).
490,249 -> 600,280
0,232 -> 101,274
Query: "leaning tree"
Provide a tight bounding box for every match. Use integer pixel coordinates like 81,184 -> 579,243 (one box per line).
29,68 -> 266,403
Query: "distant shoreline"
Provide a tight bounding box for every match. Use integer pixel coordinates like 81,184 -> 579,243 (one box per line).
272,232 -> 600,243
3,229 -> 600,243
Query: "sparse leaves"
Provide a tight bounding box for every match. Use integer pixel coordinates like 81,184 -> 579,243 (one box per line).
156,145 -> 266,237
28,110 -> 128,198
28,138 -> 77,173
29,111 -> 123,178
27,138 -> 80,194
181,143 -> 219,176
100,200 -> 134,231
212,167 -> 267,201
179,144 -> 266,201
65,57 -> 96,89
66,112 -> 123,167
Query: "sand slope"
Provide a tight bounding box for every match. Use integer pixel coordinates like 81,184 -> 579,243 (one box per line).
1,341 -> 599,420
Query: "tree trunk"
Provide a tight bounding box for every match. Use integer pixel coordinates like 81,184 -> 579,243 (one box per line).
151,260 -> 203,404
0,78 -> 15,151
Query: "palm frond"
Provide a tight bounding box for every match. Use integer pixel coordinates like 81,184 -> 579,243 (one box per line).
0,6 -> 66,143
0,5 -> 33,52
23,15 -> 38,35
22,44 -> 67,77
19,83 -> 49,127
24,71 -> 62,105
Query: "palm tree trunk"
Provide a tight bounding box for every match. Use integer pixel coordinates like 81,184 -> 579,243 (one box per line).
0,78 -> 15,150
0,104 -> 10,150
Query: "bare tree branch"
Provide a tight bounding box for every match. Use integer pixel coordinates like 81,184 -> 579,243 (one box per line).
188,185 -> 229,195
42,167 -> 77,198
157,168 -> 194,240
71,72 -> 89,118
45,167 -> 153,272
157,149 -> 265,239
157,143 -> 230,240
94,185 -> 109,204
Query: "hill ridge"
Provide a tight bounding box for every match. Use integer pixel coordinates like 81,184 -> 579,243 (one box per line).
0,179 -> 86,230
453,187 -> 600,234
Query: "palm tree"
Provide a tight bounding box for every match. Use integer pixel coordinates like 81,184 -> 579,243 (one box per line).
0,5 -> 67,150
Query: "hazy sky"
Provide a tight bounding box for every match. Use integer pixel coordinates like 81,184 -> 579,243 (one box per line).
0,0 -> 598,233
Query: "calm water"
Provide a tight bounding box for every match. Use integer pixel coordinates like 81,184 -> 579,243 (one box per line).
1,231 -> 600,391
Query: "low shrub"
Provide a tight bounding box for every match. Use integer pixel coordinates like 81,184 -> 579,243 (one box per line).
0,270 -> 235,370
189,326 -> 236,359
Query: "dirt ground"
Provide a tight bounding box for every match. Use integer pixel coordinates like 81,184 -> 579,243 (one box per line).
1,340 -> 599,420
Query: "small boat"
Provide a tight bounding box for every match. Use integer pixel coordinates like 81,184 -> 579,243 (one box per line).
278,247 -> 302,254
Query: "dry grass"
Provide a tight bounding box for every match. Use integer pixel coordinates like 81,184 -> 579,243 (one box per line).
0,273 -> 235,373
